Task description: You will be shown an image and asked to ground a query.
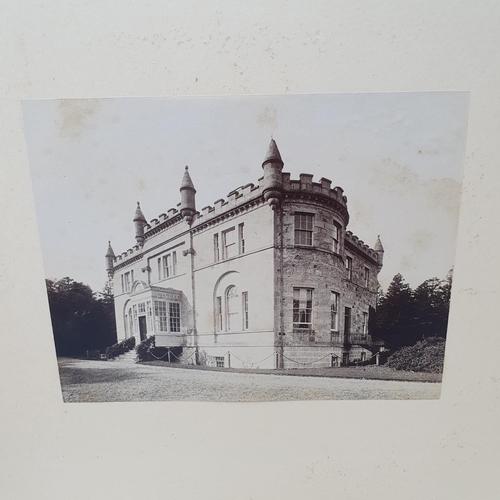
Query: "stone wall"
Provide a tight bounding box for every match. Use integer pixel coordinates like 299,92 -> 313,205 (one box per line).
283,345 -> 343,369
280,199 -> 348,344
279,195 -> 380,358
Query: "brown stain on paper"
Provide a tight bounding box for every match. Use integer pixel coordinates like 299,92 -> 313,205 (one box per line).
134,177 -> 146,192
408,229 -> 434,253
257,106 -> 277,129
370,158 -> 461,220
58,99 -> 100,139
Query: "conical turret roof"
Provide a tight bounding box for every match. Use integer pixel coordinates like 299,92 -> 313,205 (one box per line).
180,166 -> 196,192
262,138 -> 283,166
105,240 -> 115,258
374,235 -> 384,252
133,201 -> 147,223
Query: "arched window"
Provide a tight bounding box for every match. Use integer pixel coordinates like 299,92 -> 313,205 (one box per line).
225,286 -> 239,331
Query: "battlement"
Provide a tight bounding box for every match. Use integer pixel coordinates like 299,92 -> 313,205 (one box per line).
114,244 -> 141,264
281,172 -> 348,206
192,179 -> 264,228
345,230 -> 379,261
112,161 -> 356,268
113,208 -> 183,265
141,207 -> 181,233
114,169 -> 352,265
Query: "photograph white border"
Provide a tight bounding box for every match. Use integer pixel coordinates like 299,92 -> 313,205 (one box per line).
1,2 -> 499,499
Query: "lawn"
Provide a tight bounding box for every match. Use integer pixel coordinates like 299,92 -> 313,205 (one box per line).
140,361 -> 442,383
57,358 -> 441,402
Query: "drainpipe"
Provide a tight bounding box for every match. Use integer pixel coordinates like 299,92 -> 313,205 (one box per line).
278,204 -> 285,369
189,230 -> 199,365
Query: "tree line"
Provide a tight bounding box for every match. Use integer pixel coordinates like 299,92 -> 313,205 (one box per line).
46,278 -> 117,356
45,270 -> 452,357
375,270 -> 452,349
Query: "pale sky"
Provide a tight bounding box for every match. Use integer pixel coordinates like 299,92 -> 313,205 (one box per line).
22,93 -> 469,293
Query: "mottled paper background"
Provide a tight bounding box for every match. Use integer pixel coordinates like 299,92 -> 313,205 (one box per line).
1,2 -> 499,499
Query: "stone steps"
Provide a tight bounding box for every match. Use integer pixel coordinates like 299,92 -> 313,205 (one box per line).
112,350 -> 137,363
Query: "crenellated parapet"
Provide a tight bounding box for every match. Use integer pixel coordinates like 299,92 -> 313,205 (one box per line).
281,172 -> 350,225
282,173 -> 347,203
113,209 -> 184,268
108,139 -> 382,275
344,230 -> 379,264
191,180 -> 265,233
142,207 -> 183,238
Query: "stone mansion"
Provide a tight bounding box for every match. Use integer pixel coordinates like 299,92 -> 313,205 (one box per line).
105,140 -> 385,369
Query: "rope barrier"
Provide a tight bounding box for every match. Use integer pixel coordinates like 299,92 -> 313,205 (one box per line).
142,345 -> 381,369
147,349 -> 169,360
142,347 -> 197,362
168,350 -> 197,362
282,352 -> 337,366
226,350 -> 278,367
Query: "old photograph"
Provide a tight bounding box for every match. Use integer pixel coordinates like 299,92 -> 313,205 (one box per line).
22,92 -> 469,402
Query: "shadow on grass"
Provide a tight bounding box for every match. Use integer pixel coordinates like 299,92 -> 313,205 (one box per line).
58,366 -> 142,385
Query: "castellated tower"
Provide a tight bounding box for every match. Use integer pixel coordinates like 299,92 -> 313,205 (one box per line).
107,139 -> 384,370
262,138 -> 284,209
179,165 -> 197,224
133,202 -> 147,246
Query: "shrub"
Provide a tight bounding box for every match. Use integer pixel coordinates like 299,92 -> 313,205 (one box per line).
135,335 -> 156,361
106,336 -> 136,360
135,337 -> 183,362
386,337 -> 445,373
123,336 -> 136,350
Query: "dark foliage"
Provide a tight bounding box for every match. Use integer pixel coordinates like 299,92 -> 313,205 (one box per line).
375,270 -> 452,349
386,337 -> 446,373
106,336 -> 136,359
135,336 -> 183,362
135,335 -> 156,361
46,277 -> 117,356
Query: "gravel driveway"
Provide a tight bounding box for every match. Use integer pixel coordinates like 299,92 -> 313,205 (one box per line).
58,358 -> 441,402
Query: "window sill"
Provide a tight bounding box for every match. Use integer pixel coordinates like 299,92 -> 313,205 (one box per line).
214,252 -> 245,264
